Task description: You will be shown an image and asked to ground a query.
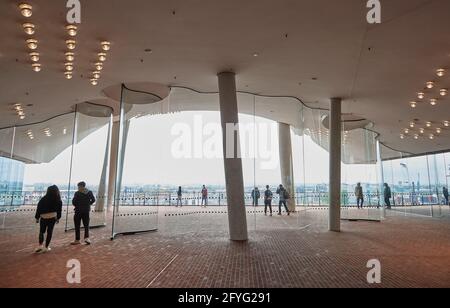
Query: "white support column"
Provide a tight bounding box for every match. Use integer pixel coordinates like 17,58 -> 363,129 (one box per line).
95,120 -> 112,212
278,122 -> 296,212
218,72 -> 248,242
107,119 -> 120,209
329,97 -> 342,232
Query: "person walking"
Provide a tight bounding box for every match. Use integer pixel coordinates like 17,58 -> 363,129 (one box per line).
176,186 -> 183,207
34,185 -> 62,253
71,182 -> 95,246
201,185 -> 208,207
264,185 -> 273,216
252,187 -> 261,207
384,183 -> 392,209
276,184 -> 290,216
355,183 -> 364,209
444,186 -> 449,206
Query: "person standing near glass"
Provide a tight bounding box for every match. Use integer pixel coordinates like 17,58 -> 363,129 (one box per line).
443,186 -> 449,206
355,183 -> 364,209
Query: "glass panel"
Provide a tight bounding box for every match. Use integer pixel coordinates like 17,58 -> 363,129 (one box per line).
112,86 -> 162,237
9,113 -> 76,230
302,107 -> 330,227
340,124 -> 382,222
0,127 -> 16,229
65,103 -> 112,231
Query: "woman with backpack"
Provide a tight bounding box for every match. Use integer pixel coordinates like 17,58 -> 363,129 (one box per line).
34,185 -> 63,253
276,184 -> 290,216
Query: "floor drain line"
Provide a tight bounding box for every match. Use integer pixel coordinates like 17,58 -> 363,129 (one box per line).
146,254 -> 179,288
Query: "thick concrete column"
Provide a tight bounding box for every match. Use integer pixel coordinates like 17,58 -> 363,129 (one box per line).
107,119 -> 120,209
218,72 -> 248,241
329,98 -> 342,232
278,122 -> 296,212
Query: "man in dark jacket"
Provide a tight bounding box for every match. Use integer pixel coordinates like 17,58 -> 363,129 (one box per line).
384,183 -> 392,209
444,187 -> 449,206
71,181 -> 95,245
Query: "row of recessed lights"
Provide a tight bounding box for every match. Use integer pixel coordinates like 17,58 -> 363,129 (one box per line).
18,3 -> 42,72
43,128 -> 52,137
90,42 -> 111,85
400,121 -> 449,139
13,104 -> 26,120
64,25 -> 78,80
25,130 -> 34,140
409,69 -> 448,108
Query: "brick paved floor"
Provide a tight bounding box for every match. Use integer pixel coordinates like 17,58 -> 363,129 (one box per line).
0,206 -> 449,288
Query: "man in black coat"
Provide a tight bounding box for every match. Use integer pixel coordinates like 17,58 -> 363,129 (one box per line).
71,181 -> 96,245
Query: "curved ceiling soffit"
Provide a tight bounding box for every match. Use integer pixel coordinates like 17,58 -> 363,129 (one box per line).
169,86 -> 415,157
102,82 -> 171,106
0,83 -> 415,157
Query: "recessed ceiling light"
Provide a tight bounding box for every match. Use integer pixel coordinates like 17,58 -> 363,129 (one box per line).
65,63 -> 74,71
19,115 -> 26,120
444,121 -> 449,127
426,81 -> 434,89
95,63 -> 103,71
417,92 -> 425,99
65,72 -> 73,79
31,63 -> 41,72
409,122 -> 415,128
426,121 -> 432,127
65,52 -> 75,62
90,79 -> 98,86
252,52 -> 259,57
414,134 -> 419,140
22,23 -> 35,35
26,39 -> 38,50
437,69 -> 445,77
19,3 -> 32,18
419,128 -> 425,134
400,134 -> 405,139
101,41 -> 111,51
66,25 -> 77,37
410,101 -> 417,108
92,71 -> 101,79
98,53 -> 107,62
404,128 -> 410,134
29,52 -> 39,62
66,40 -> 76,50
440,89 -> 448,96
436,128 -> 442,134
430,98 -> 438,106
429,134 -> 435,140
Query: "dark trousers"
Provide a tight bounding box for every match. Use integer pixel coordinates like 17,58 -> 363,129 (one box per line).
74,212 -> 90,241
264,200 -> 272,214
201,197 -> 208,206
357,197 -> 364,208
253,199 -> 259,206
279,200 -> 289,213
385,197 -> 391,208
445,196 -> 449,205
39,218 -> 56,248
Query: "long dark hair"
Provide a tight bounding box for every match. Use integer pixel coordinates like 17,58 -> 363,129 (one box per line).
46,185 -> 61,202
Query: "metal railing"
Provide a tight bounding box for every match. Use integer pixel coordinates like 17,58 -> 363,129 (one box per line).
1,189 -> 447,210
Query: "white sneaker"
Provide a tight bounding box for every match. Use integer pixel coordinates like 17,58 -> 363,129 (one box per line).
41,247 -> 51,253
35,246 -> 44,253
84,238 -> 91,245
71,240 -> 81,246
